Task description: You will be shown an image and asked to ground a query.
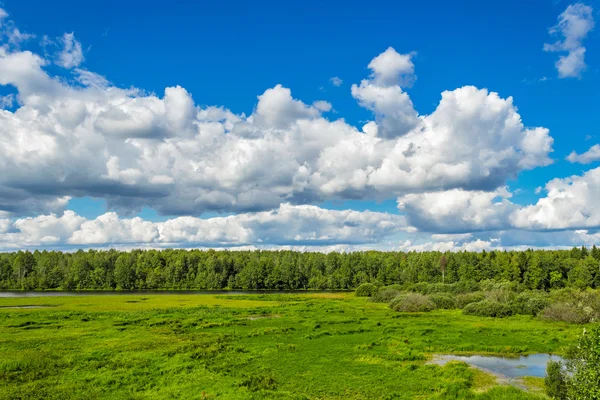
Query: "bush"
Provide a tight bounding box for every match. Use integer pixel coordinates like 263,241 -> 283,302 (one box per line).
355,283 -> 378,297
429,293 -> 456,309
542,290 -> 600,323
389,293 -> 435,313
545,360 -> 566,399
546,325 -> 600,399
485,288 -> 516,304
511,291 -> 549,316
564,325 -> 600,399
370,288 -> 401,303
462,300 -> 513,318
540,303 -> 594,324
456,292 -> 485,308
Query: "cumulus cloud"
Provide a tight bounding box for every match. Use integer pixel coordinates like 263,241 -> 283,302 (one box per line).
566,144 -> 600,164
511,167 -> 600,230
0,204 -> 406,250
0,40 -> 554,217
544,3 -> 595,78
398,187 -> 516,233
351,48 -> 419,138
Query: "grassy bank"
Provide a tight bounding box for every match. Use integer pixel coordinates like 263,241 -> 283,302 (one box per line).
0,293 -> 584,399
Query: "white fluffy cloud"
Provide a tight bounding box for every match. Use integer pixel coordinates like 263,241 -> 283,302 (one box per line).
544,3 -> 595,78
0,204 -> 406,250
566,144 -> 600,164
398,187 -> 515,232
512,167 -> 600,230
0,38 -> 554,217
399,166 -> 600,234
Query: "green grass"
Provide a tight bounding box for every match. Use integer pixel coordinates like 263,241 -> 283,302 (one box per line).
0,294 -> 580,399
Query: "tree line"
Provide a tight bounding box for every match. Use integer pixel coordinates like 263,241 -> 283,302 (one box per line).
1,246 -> 600,291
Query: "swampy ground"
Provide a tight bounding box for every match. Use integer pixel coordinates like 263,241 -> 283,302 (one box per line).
0,293 -> 583,399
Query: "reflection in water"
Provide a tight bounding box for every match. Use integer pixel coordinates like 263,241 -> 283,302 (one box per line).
431,353 -> 563,378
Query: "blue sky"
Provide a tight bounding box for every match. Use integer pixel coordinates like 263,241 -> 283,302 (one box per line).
0,0 -> 599,251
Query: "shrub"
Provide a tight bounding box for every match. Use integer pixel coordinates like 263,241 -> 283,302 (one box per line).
456,292 -> 485,308
542,290 -> 600,323
429,293 -> 456,309
485,288 -> 516,304
370,288 -> 401,303
355,283 -> 378,297
511,291 -> 549,316
546,325 -> 600,399
564,325 -> 600,399
389,293 -> 435,313
462,300 -> 513,318
545,360 -> 566,399
540,303 -> 593,324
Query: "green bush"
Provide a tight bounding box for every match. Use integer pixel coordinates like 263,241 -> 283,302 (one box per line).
355,283 -> 378,297
389,293 -> 435,313
540,303 -> 594,324
545,360 -> 566,399
369,288 -> 401,303
429,293 -> 456,309
456,292 -> 485,308
511,291 -> 549,316
462,300 -> 513,318
485,288 -> 516,304
564,325 -> 600,399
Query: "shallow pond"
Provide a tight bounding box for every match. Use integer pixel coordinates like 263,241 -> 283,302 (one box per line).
431,353 -> 563,379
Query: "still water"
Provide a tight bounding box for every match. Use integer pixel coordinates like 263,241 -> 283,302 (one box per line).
431,353 -> 563,378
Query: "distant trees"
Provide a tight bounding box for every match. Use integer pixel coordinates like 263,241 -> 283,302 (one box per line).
0,246 -> 599,291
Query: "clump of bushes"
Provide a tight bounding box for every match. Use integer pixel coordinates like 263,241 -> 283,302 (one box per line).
389,293 -> 435,313
462,300 -> 513,318
369,288 -> 401,303
511,291 -> 549,316
355,283 -> 378,297
428,293 -> 456,309
456,292 -> 485,308
405,281 -> 479,295
540,303 -> 595,324
541,289 -> 600,323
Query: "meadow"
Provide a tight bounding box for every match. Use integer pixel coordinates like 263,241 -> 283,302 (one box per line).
0,292 -> 585,399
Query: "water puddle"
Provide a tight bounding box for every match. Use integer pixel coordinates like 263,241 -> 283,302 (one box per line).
430,353 -> 563,390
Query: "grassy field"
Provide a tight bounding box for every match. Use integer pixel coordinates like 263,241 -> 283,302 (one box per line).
0,293 -> 583,399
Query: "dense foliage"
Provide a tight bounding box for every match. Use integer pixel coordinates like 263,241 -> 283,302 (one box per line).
1,246 -> 600,291
545,325 -> 600,399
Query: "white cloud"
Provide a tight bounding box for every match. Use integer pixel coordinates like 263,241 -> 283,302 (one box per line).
0,43 -> 554,217
329,76 -> 343,87
56,32 -> 84,69
0,204 -> 407,250
0,93 -> 13,108
544,3 -> 595,78
351,48 -> 419,138
511,167 -> 600,230
398,187 -> 516,232
0,7 -> 34,47
566,144 -> 600,164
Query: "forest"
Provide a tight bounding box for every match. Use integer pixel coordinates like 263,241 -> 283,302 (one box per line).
1,246 -> 600,291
